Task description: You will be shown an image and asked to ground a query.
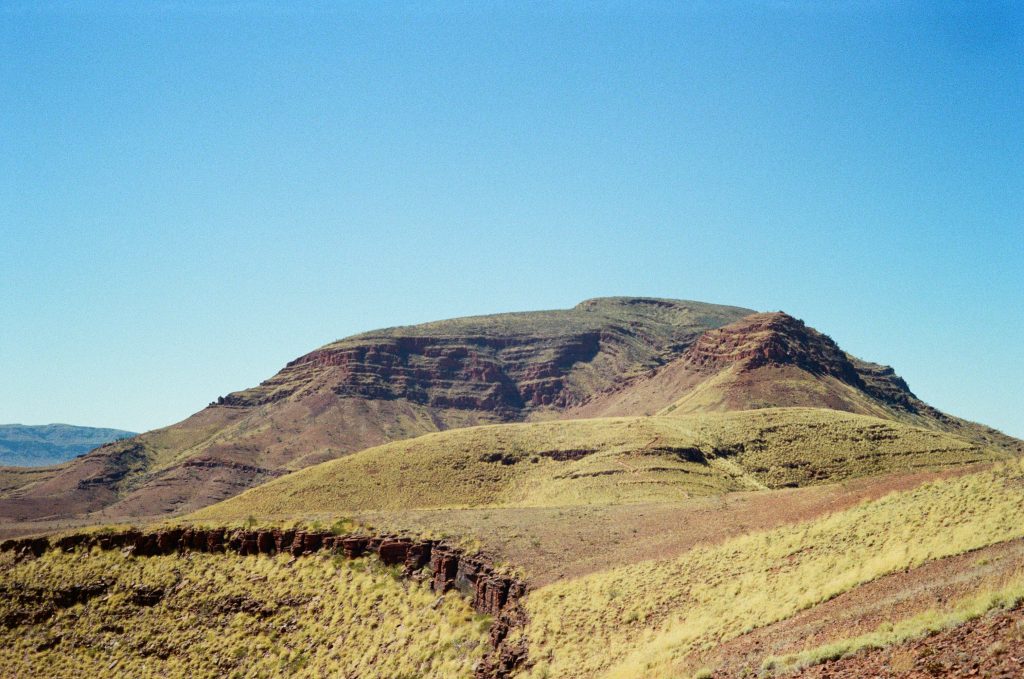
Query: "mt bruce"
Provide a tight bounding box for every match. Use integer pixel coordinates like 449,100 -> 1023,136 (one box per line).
0,297 -> 1017,531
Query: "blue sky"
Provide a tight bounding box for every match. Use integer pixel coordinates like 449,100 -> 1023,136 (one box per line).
1,1 -> 1021,437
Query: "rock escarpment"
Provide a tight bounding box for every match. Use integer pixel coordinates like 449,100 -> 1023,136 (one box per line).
217,297 -> 753,414
226,331 -> 604,413
1,528 -> 529,678
565,312 -> 1022,454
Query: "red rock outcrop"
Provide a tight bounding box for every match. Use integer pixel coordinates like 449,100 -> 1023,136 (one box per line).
682,312 -> 865,386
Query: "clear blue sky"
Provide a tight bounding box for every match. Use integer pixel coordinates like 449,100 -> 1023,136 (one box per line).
2,1 -> 1021,438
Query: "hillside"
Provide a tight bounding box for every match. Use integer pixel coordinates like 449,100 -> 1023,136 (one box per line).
192,407 -> 1005,521
5,456 -> 1022,678
0,298 -> 754,525
0,540 -> 492,678
0,424 -> 134,467
566,312 -> 1019,451
514,457 -> 1024,679
2,298 -> 1018,534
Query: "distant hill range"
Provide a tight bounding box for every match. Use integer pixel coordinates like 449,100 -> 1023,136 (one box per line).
0,424 -> 135,467
0,297 -> 1018,525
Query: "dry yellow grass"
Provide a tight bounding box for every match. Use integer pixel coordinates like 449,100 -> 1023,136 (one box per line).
514,457 -> 1024,679
0,548 -> 488,678
191,407 -> 1000,522
761,573 -> 1024,674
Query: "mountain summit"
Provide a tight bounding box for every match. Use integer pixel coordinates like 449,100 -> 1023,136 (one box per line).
0,298 -> 1016,528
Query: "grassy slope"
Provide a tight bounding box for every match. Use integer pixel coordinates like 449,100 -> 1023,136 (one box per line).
513,457 -> 1024,679
0,465 -> 56,494
191,407 -> 1002,522
762,575 -> 1024,675
0,548 -> 488,679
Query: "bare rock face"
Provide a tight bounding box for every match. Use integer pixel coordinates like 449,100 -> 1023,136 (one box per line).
0,536 -> 49,561
378,538 -> 411,566
340,536 -> 368,558
216,297 -> 754,416
281,333 -> 603,413
675,312 -> 1015,437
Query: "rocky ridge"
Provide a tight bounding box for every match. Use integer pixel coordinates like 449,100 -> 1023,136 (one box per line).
681,312 -> 864,383
570,312 -> 1021,455
216,297 -> 753,414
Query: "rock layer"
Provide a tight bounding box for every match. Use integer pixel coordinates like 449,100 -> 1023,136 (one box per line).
682,312 -> 864,384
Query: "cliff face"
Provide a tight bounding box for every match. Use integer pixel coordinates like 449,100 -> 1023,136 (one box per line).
224,331 -> 604,413
681,313 -> 931,413
216,296 -> 755,416
0,297 -> 754,525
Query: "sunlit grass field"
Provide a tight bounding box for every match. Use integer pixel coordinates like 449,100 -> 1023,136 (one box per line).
515,457 -> 1024,679
0,548 -> 489,678
192,407 -> 1001,521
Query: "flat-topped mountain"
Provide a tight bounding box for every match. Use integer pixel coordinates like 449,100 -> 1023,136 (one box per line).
0,298 -> 752,523
0,297 -> 1017,528
216,297 -> 754,413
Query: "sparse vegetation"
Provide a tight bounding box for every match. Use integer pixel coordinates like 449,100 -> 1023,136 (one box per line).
760,575 -> 1024,674
2,300 -> 1020,678
514,457 -> 1024,678
191,407 -> 1001,521
0,548 -> 488,678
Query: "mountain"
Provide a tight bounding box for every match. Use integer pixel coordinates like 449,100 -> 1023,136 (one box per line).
2,298 -> 1023,679
0,424 -> 135,467
0,298 -> 1017,528
0,298 -> 753,523
565,312 -> 1019,450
